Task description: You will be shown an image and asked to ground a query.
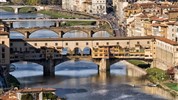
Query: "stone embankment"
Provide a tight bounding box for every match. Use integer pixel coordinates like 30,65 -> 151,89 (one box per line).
120,60 -> 147,77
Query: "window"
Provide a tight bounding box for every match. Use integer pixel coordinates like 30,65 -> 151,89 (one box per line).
10,43 -> 13,46
137,41 -> 140,44
55,43 -> 58,46
2,48 -> 5,52
76,42 -> 78,46
86,42 -> 88,45
2,54 -> 5,58
45,43 -> 48,46
24,43 -> 27,46
2,41 -> 4,44
34,43 -> 37,46
66,43 -> 68,46
147,41 -> 150,44
127,42 -> 129,45
117,42 -> 119,45
96,42 -> 99,45
106,42 -> 109,45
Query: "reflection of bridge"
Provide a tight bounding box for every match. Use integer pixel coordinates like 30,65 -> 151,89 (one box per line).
10,27 -> 114,38
10,36 -> 155,76
0,5 -> 44,14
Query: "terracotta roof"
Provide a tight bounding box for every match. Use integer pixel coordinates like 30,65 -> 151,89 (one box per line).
0,31 -> 9,35
167,21 -> 176,25
155,36 -> 178,45
152,23 -> 160,27
150,17 -> 168,21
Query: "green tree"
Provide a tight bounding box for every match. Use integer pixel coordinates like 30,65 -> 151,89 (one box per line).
21,93 -> 33,100
24,0 -> 40,5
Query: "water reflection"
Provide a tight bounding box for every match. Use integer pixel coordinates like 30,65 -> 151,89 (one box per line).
9,61 -> 170,100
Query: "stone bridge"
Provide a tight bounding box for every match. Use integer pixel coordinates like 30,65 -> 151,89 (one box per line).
0,5 -> 44,14
10,36 -> 155,76
10,27 -> 114,38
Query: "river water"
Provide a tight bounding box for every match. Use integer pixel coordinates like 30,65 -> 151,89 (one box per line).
0,9 -> 176,100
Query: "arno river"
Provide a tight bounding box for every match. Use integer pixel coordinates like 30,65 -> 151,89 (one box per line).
0,9 -> 176,100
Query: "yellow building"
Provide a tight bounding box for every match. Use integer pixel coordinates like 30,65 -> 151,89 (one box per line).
0,21 -> 10,68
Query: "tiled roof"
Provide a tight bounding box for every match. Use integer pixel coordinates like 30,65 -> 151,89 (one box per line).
155,36 -> 178,45
0,31 -> 8,35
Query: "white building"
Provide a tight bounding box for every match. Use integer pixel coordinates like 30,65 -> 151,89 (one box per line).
0,0 -> 6,2
62,0 -> 106,14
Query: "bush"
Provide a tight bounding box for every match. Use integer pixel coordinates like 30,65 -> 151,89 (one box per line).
21,93 -> 33,100
146,68 -> 169,83
43,92 -> 58,100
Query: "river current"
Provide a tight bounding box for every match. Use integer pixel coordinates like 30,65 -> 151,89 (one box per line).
0,9 -> 174,100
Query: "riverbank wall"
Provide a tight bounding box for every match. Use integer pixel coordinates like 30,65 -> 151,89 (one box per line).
120,60 -> 147,77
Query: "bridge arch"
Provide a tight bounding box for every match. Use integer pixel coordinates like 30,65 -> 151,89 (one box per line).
18,7 -> 38,13
10,31 -> 25,39
73,47 -> 82,55
92,31 -> 111,37
61,47 -> 72,55
62,30 -> 89,38
83,47 -> 92,55
10,61 -> 43,77
29,29 -> 59,38
55,60 -> 98,76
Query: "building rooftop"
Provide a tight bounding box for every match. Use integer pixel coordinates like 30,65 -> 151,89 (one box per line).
155,36 -> 178,46
0,31 -> 9,35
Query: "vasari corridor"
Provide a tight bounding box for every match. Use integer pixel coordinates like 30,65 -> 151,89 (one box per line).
0,0 -> 178,100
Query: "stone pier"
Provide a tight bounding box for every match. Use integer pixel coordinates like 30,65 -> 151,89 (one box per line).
98,58 -> 110,72
43,59 -> 55,77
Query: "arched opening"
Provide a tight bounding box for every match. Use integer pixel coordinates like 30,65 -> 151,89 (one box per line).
55,60 -> 98,77
73,47 -> 82,56
10,31 -> 25,39
18,7 -> 37,13
83,47 -> 91,56
110,62 -> 127,75
10,61 -> 43,78
63,30 -> 88,38
29,29 -> 59,38
61,47 -> 72,56
92,31 -> 111,37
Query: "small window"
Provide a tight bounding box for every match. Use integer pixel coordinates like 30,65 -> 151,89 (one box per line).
176,48 -> 178,51
55,43 -> 58,46
34,43 -> 37,46
45,43 -> 47,46
2,54 -> 5,58
117,42 -> 119,45
86,42 -> 88,45
147,41 -> 150,44
65,43 -> 68,46
137,41 -> 140,44
2,47 -> 5,52
107,42 -> 109,45
2,41 -> 4,44
76,42 -> 78,46
127,42 -> 129,45
96,42 -> 99,45
10,43 -> 13,46
24,43 -> 27,46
